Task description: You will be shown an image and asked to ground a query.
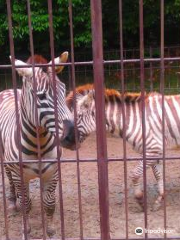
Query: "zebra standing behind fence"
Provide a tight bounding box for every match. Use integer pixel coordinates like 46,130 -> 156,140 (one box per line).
0,52 -> 79,238
66,84 -> 180,211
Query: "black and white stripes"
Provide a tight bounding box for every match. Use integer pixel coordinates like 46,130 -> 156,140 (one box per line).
0,52 -> 77,237
68,85 -> 180,210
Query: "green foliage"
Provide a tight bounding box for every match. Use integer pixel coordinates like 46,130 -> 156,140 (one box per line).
0,0 -> 91,55
0,0 -> 7,46
0,0 -> 180,56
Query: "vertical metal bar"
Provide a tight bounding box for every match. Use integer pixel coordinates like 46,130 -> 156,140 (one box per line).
150,47 -> 153,91
160,1 -> 165,95
68,1 -> 84,239
90,1 -> 110,240
119,0 -> 128,239
0,134 -> 9,240
26,1 -> 46,239
6,0 -> 28,238
160,1 -> 167,239
47,0 -> 65,238
139,0 -> 148,238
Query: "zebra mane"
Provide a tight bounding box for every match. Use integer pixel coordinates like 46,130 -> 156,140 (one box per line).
66,84 -> 94,109
66,84 -> 144,109
26,54 -> 48,71
26,54 -> 48,64
105,90 -> 143,103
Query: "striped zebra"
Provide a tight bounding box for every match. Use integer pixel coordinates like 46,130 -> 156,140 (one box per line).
0,52 -> 78,237
67,84 -> 180,211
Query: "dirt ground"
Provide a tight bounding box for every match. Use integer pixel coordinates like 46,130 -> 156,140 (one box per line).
0,132 -> 180,239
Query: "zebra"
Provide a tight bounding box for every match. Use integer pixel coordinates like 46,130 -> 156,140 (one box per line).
0,52 -> 79,237
67,84 -> 180,211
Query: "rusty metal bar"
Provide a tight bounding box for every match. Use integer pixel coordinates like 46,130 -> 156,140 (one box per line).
1,56 -> 180,69
90,1 -> 110,240
139,1 -> 148,239
160,1 -> 167,239
119,0 -> 129,239
149,47 -> 154,91
23,236 -> 180,240
6,0 -> 29,238
68,1 -> 84,239
47,0 -> 65,238
26,1 -> 46,239
2,154 -> 180,164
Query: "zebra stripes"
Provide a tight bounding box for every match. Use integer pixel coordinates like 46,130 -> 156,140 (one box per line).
67,84 -> 180,210
0,52 -> 77,237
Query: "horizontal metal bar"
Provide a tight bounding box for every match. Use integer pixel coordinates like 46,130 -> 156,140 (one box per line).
2,155 -> 180,164
1,56 -> 180,69
105,57 -> 180,64
13,236 -> 180,240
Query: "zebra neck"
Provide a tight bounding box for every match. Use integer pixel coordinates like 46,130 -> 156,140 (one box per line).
20,114 -> 55,157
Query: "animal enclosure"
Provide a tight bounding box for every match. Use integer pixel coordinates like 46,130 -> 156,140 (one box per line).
0,1 -> 180,240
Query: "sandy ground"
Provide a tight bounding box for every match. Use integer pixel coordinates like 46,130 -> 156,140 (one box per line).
0,132 -> 180,239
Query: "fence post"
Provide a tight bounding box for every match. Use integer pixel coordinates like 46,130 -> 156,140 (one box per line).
90,1 -> 110,240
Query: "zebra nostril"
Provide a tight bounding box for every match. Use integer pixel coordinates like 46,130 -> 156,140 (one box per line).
60,119 -> 78,149
63,135 -> 72,143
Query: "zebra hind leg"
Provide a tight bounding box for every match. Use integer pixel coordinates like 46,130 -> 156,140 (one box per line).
131,161 -> 144,211
43,174 -> 58,237
151,163 -> 164,211
5,165 -> 17,211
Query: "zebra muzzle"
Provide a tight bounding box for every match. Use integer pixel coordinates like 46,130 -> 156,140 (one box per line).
60,120 -> 80,150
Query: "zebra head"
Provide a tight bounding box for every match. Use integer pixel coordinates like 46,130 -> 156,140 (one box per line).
76,90 -> 96,142
11,52 -> 79,150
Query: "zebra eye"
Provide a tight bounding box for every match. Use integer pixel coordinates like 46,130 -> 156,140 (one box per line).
92,111 -> 95,117
83,103 -> 89,109
37,92 -> 46,100
77,111 -> 82,118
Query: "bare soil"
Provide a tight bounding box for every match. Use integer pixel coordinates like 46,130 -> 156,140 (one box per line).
0,132 -> 180,239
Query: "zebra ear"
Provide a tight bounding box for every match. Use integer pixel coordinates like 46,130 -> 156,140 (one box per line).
10,56 -> 33,77
49,51 -> 68,73
87,91 -> 94,101
81,91 -> 94,108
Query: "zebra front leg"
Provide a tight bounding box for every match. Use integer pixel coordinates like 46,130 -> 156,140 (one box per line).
14,180 -> 31,238
131,161 -> 144,210
151,163 -> 164,211
5,165 -> 17,211
43,174 -> 58,237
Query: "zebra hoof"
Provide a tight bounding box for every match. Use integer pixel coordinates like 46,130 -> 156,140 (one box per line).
21,218 -> 31,240
151,202 -> 162,211
137,202 -> 144,212
22,233 -> 30,240
22,227 -> 31,240
23,225 -> 31,234
47,226 -> 56,237
135,197 -> 144,211
8,201 -> 17,212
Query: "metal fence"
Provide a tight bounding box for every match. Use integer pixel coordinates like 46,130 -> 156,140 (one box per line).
2,46 -> 180,93
0,0 -> 180,240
